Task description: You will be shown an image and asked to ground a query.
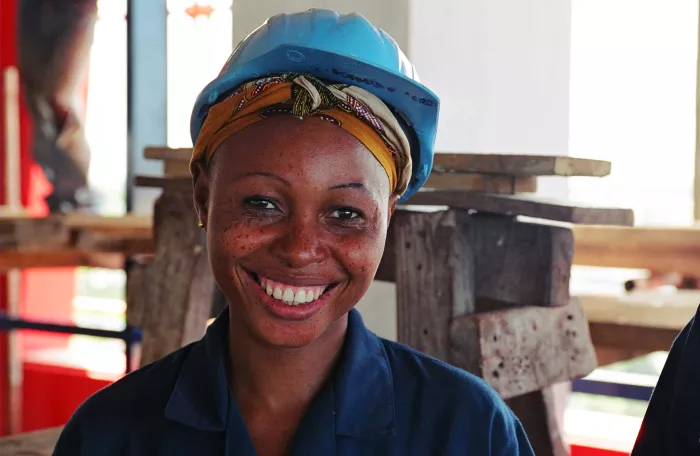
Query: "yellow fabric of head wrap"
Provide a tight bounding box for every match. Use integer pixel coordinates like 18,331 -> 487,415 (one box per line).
190,73 -> 412,196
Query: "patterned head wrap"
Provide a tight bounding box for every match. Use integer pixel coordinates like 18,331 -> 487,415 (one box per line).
190,73 -> 412,196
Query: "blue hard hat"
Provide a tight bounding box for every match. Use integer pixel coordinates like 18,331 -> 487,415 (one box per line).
190,8 -> 440,201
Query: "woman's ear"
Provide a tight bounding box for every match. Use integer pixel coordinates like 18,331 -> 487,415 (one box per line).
192,161 -> 210,228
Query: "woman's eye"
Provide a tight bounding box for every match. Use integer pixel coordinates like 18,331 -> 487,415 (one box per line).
245,198 -> 277,210
331,208 -> 362,220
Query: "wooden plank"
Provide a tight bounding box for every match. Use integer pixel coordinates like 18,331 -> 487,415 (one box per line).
0,217 -> 70,250
404,190 -> 634,226
163,159 -> 190,177
425,172 -> 537,193
573,224 -> 700,275
393,210 -> 475,359
0,250 -> 126,271
379,213 -> 573,308
588,322 -> 679,355
139,187 -> 214,366
579,291 -> 699,331
0,215 -> 153,270
578,291 -> 697,365
144,146 -> 192,161
472,215 -> 572,309
125,256 -> 152,328
433,153 -> 611,177
134,175 -> 190,189
505,388 -> 569,456
449,299 -> 597,400
0,426 -> 63,456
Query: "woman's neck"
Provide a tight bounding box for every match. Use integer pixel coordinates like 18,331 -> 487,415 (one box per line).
227,313 -> 348,413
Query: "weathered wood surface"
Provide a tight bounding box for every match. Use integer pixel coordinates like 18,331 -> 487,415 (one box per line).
506,388 -> 570,456
404,190 -> 634,226
425,172 -> 537,193
449,299 -> 597,399
574,224 -> 700,275
433,153 -> 611,177
139,188 -> 215,366
471,215 -> 572,309
125,256 -> 151,328
393,209 -> 475,359
134,175 -> 191,189
379,212 -> 573,308
0,426 -> 63,456
144,146 -> 192,161
579,291 -> 697,365
0,214 -> 153,271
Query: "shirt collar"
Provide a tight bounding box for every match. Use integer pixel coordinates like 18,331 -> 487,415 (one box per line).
163,308 -> 396,438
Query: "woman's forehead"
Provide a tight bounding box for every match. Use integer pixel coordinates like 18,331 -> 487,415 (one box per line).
212,117 -> 390,192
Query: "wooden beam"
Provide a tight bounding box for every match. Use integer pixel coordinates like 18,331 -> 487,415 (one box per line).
393,210 -> 475,359
0,426 -> 63,456
425,172 -> 537,193
144,146 -> 192,161
472,215 -> 573,309
404,190 -> 634,226
433,153 -> 611,177
0,250 -> 127,271
139,187 -> 214,366
0,214 -> 153,270
573,224 -> 700,275
449,299 -> 597,400
134,175 -> 190,189
380,213 -> 574,307
505,388 -> 569,456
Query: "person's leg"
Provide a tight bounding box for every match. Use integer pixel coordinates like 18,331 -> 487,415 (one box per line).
17,0 -> 98,212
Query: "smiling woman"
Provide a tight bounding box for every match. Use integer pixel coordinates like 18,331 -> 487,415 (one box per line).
53,9 -> 534,456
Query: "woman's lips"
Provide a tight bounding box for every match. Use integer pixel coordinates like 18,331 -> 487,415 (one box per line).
242,269 -> 338,321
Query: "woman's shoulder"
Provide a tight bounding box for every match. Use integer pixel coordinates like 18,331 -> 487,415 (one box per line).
53,343 -> 197,454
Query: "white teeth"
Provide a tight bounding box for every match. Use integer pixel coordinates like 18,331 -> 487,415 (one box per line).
273,287 -> 283,299
294,290 -> 307,304
257,276 -> 330,306
282,288 -> 295,303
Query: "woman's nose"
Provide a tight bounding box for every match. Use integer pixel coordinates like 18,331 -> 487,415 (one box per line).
270,217 -> 327,269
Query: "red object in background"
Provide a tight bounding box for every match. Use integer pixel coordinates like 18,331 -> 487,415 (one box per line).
1,0 -> 82,435
21,362 -> 110,432
571,445 -> 628,456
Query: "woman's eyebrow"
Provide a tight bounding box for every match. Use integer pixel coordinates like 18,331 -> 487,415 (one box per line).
329,182 -> 366,192
235,171 -> 291,186
329,182 -> 380,199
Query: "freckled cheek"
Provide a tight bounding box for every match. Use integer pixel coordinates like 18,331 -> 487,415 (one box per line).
337,234 -> 386,278
207,219 -> 276,267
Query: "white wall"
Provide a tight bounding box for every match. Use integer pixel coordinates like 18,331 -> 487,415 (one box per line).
232,0 -> 410,51
230,1 -> 573,340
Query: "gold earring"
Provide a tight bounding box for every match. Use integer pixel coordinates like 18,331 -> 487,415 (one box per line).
198,220 -> 204,228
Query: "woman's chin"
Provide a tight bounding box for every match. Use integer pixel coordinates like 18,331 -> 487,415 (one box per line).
250,316 -> 330,349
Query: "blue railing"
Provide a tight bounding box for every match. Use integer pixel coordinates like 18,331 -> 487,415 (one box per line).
0,312 -> 142,373
572,370 -> 656,401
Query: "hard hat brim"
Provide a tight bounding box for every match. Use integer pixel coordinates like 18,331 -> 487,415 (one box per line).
190,44 -> 439,201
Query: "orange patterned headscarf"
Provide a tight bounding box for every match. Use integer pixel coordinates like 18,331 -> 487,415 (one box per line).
191,73 -> 412,196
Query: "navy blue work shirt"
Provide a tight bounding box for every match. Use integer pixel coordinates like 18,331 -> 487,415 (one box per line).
53,308 -> 534,455
631,304 -> 700,456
